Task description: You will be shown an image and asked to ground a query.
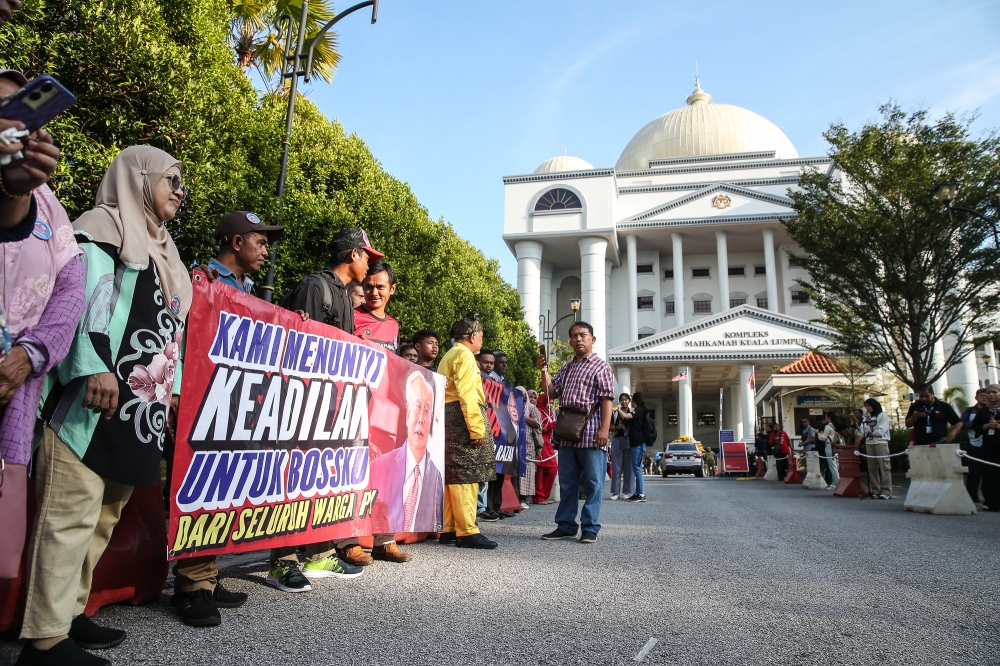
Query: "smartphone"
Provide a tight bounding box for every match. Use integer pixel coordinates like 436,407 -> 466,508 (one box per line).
0,74 -> 76,134
539,344 -> 547,362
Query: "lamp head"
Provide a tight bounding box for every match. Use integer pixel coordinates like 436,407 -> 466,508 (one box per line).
935,181 -> 958,204
570,297 -> 581,312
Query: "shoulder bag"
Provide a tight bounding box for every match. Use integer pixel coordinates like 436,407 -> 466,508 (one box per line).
553,404 -> 593,443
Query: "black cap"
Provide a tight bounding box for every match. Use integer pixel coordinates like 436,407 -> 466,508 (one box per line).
215,211 -> 284,244
329,228 -> 385,260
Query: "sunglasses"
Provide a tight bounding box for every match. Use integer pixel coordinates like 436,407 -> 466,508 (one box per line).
162,172 -> 188,199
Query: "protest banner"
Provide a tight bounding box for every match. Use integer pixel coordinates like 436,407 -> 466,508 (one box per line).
481,374 -> 526,478
167,275 -> 445,560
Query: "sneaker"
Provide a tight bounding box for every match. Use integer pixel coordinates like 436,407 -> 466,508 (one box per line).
520,502 -> 530,510
455,533 -> 498,549
478,510 -> 500,522
541,528 -> 577,540
303,555 -> 364,579
580,531 -> 598,543
174,589 -> 221,627
626,494 -> 646,502
610,494 -> 620,500
266,561 -> 312,593
213,581 -> 248,608
827,484 -> 837,490
498,509 -> 515,518
16,639 -> 110,666
877,494 -> 889,500
68,614 -> 127,650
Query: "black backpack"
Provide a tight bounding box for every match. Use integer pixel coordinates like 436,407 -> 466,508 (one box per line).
643,413 -> 658,445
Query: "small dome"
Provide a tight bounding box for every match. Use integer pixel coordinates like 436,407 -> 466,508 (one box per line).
534,155 -> 594,174
616,79 -> 798,171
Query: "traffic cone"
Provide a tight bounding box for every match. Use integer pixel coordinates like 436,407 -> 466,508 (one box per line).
784,453 -> 803,484
755,455 -> 766,478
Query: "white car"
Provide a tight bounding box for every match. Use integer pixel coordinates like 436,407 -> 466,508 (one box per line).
661,442 -> 705,477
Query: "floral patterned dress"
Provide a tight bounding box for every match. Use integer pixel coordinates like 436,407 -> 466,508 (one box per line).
40,239 -> 183,487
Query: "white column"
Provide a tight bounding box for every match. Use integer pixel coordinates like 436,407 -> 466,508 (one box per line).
932,338 -> 948,395
605,259 -> 613,350
729,378 -> 743,442
762,228 -> 779,313
677,365 -> 693,438
739,364 -> 756,443
539,261 -> 553,329
716,230 -> 730,310
671,233 -> 685,326
626,235 -> 639,341
578,237 -> 609,358
956,344 -> 981,403
515,241 -> 543,339
987,341 -> 999,384
616,365 -> 632,398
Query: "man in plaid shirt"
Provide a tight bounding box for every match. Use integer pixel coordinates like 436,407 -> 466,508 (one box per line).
537,321 -> 615,543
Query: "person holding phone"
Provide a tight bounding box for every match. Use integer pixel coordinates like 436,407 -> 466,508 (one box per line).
0,70 -> 61,241
904,383 -> 963,445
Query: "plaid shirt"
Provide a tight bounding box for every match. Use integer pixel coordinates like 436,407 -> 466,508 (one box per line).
552,352 -> 615,449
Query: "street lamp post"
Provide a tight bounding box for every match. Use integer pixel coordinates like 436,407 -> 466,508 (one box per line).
935,181 -> 1000,249
538,298 -> 581,349
260,0 -> 379,302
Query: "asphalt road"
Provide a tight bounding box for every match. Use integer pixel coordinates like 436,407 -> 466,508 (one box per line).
3,475 -> 999,665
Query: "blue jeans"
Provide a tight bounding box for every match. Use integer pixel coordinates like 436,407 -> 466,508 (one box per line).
555,447 -> 608,536
477,482 -> 488,514
631,444 -> 646,495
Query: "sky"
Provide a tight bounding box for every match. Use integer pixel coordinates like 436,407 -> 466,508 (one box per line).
296,0 -> 1000,284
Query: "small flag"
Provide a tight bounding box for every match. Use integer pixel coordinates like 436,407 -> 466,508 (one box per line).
672,371 -> 688,382
748,371 -> 756,392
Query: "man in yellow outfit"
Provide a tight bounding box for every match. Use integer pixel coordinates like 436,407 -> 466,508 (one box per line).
437,315 -> 498,549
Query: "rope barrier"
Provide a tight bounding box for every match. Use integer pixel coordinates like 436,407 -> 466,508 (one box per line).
854,449 -> 909,459
957,449 -> 1000,469
772,455 -> 788,461
526,453 -> 558,464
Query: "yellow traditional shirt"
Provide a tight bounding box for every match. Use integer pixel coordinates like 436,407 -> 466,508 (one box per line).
439,342 -> 487,440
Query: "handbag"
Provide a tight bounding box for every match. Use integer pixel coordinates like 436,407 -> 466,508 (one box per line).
553,404 -> 592,443
0,458 -> 28,579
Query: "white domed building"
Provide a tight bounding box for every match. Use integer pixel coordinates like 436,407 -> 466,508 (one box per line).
501,80 -> 844,448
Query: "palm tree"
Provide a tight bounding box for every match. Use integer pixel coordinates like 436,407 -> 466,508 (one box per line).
943,385 -> 969,412
229,0 -> 342,92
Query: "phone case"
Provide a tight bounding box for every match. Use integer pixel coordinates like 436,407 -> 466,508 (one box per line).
0,74 -> 76,133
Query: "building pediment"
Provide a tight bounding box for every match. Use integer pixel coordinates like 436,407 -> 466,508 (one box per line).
608,305 -> 835,363
628,183 -> 794,224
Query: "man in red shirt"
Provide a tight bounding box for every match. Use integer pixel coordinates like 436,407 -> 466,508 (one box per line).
355,261 -> 399,353
351,260 -> 411,564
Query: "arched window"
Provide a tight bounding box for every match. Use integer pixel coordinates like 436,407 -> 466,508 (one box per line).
534,188 -> 582,211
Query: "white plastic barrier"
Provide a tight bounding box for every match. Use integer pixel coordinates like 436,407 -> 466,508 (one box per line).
550,473 -> 560,503
802,451 -> 827,490
763,455 -> 778,482
904,443 -> 976,515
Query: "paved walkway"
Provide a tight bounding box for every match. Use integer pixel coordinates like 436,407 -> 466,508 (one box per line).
3,476 -> 999,665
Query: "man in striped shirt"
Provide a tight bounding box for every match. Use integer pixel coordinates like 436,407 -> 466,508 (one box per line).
537,321 -> 614,544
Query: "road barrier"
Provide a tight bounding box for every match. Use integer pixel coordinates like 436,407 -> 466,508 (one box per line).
763,455 -> 778,481
755,455 -> 766,478
802,451 -> 827,490
784,453 -> 803,484
833,445 -> 866,498
904,443 -> 976,515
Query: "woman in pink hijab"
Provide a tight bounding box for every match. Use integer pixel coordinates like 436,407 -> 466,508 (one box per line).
0,72 -> 86,581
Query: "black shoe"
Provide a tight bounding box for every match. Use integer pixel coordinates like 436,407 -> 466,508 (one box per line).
174,589 -> 222,627
439,531 -> 457,545
68,614 -> 126,650
541,528 -> 577,540
498,510 -> 515,518
478,511 -> 500,522
626,493 -> 646,502
580,531 -> 598,543
455,533 -> 498,549
16,639 -> 110,666
213,581 -> 248,608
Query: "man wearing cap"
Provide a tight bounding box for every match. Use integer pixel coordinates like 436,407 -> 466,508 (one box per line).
169,211 -> 289,626
438,316 -> 498,549
270,228 -> 385,578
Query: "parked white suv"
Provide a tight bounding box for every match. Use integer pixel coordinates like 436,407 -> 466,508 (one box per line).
661,442 -> 705,477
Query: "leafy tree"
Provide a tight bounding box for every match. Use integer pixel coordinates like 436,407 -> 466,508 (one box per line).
0,0 -> 539,389
812,351 -> 886,413
786,104 -> 1000,389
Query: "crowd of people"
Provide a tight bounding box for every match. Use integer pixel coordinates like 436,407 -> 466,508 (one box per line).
0,62 -> 627,659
